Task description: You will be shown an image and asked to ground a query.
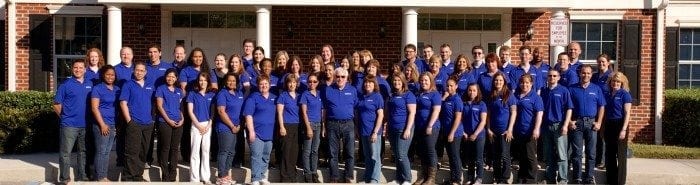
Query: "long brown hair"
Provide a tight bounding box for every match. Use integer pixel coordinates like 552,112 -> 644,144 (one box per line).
463,83 -> 482,104
490,72 -> 511,105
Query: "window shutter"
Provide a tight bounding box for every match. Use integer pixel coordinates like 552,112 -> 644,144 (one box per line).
665,27 -> 679,89
619,20 -> 641,105
29,15 -> 52,91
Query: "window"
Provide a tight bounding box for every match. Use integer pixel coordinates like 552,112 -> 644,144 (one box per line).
54,16 -> 103,83
172,11 -> 255,28
418,14 -> 501,31
570,22 -> 617,63
678,28 -> 700,88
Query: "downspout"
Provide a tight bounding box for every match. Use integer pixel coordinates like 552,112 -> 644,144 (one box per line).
6,0 -> 15,91
655,0 -> 669,145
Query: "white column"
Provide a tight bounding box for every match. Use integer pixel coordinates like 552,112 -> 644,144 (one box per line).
107,5 -> 122,66
402,7 -> 418,50
655,4 -> 668,145
256,6 -> 271,58
550,9 -> 566,66
7,0 -> 16,91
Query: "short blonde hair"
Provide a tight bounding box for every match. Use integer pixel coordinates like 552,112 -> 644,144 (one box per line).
608,72 -> 630,92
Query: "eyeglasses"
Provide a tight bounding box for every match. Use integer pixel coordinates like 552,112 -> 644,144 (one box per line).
308,80 -> 319,83
548,75 -> 559,77
335,75 -> 347,78
472,52 -> 483,55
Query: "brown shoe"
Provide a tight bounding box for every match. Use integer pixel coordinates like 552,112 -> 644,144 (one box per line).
422,167 -> 437,185
413,167 -> 426,185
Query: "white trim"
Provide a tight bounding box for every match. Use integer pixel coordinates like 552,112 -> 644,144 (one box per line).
46,5 -> 104,15
418,8 -> 511,14
97,0 -> 571,8
569,10 -> 626,20
7,0 -> 16,91
676,20 -> 700,28
15,0 -> 98,3
678,60 -> 700,64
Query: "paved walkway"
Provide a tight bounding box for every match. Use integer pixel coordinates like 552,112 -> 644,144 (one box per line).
0,153 -> 699,184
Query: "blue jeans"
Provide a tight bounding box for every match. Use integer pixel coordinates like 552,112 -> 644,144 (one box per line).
570,117 -> 597,182
217,130 -> 237,178
463,136 -> 485,182
327,120 -> 355,180
360,135 -> 382,183
492,133 -> 511,182
543,122 -> 568,184
445,135 -> 462,182
250,137 -> 272,182
59,126 -> 87,182
416,127 -> 440,168
92,125 -> 115,180
302,123 -> 321,175
388,129 -> 413,183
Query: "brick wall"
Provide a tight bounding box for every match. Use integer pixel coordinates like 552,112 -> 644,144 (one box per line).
8,3 -> 49,91
510,8 -> 551,64
122,5 -> 162,63
270,6 -> 402,72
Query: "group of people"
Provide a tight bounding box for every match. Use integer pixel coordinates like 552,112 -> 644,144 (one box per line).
53,39 -> 632,185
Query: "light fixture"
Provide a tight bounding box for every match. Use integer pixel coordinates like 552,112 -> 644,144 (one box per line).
137,20 -> 146,36
286,21 -> 294,38
521,24 -> 534,43
378,22 -> 387,38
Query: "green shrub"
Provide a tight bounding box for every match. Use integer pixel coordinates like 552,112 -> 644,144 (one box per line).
630,143 -> 700,159
663,89 -> 700,147
0,91 -> 58,154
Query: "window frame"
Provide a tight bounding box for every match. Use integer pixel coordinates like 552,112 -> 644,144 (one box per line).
52,14 -> 104,88
569,21 -> 619,65
678,28 -> 700,88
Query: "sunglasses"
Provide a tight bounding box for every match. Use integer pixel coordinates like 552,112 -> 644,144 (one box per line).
308,80 -> 319,83
548,75 -> 559,77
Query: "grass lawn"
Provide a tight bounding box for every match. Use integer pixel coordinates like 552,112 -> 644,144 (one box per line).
630,143 -> 700,159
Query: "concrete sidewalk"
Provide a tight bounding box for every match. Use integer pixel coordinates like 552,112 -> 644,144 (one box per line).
0,152 -> 699,184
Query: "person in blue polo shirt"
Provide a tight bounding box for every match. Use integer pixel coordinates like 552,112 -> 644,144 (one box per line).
118,61 -> 155,181
593,53 -> 613,168
186,72 -> 216,184
440,77 -> 464,184
451,54 -> 476,96
540,69 -> 573,184
404,63 -> 421,95
478,53 -> 504,96
323,67 -> 358,183
114,47 -> 134,87
509,46 -> 543,93
154,68 -> 184,182
426,56 -> 449,94
461,83 -> 487,185
357,76 -> 385,183
90,65 -> 118,182
276,74 -> 302,182
214,73 -> 244,185
471,46 -> 487,76
354,59 -> 391,99
487,72 -> 517,184
54,59 -> 93,183
243,75 -> 277,185
531,47 -> 551,89
557,52 -> 578,87
568,64 -> 606,184
386,72 -> 417,185
85,48 -> 105,85
299,73 -> 323,183
146,44 -> 172,88
179,48 -> 211,93
402,44 -> 427,73
439,44 -> 455,75
414,72 -> 442,185
241,39 -> 256,74
604,72 -> 633,185
512,74 -> 544,184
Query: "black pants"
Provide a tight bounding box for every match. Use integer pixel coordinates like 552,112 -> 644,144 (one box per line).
180,116 -> 192,163
146,124 -> 158,166
604,119 -> 628,185
121,121 -> 154,181
513,135 -> 537,183
279,124 -> 300,182
158,122 -> 183,181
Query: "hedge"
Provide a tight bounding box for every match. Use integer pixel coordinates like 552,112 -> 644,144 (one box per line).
0,91 -> 58,154
663,89 -> 700,147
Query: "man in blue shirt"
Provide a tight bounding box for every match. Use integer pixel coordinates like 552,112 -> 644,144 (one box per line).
439,43 -> 455,75
242,39 -> 255,73
54,59 -> 93,183
540,69 -> 573,184
568,64 -> 606,184
115,47 -> 134,87
557,52 -> 579,87
322,67 -> 358,183
531,46 -> 550,89
500,46 -> 516,76
145,44 -> 171,167
171,45 -> 187,71
119,61 -> 155,181
554,42 -> 583,73
471,46 -> 487,76
402,44 -> 427,73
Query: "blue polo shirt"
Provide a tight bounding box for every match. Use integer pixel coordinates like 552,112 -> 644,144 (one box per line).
416,91 -> 442,129
509,66 -> 542,92
178,66 -> 202,91
593,70 -> 612,96
354,75 -> 391,99
541,84 -> 574,124
154,85 -> 184,123
277,91 -> 301,124
357,92 -> 384,136
114,63 -> 133,87
250,74 -> 279,94
300,90 -> 323,124
533,63 -> 550,87
352,72 -> 365,89
408,82 -> 420,95
434,70 -> 449,94
91,83 -> 119,126
280,73 -> 308,92
606,89 -> 632,120
387,92 -> 417,131
569,83 -> 606,118
441,61 -> 455,75
439,94 -> 464,137
215,88 -> 245,133
243,57 -> 255,76
85,68 -> 100,84
186,91 -> 215,122
237,72 -> 253,90
514,90 -> 544,137
55,77 -> 93,128
403,58 -> 427,73
554,61 -> 581,74
502,63 -> 516,75
119,79 -> 155,125
462,101 -> 487,139
559,69 -> 579,87
147,61 -> 172,88
487,92 -> 517,134
477,72 -> 498,96
322,83 -> 358,120
456,71 -> 477,95
243,92 -> 277,141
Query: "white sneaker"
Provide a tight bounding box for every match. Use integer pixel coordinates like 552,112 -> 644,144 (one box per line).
251,181 -> 261,185
401,181 -> 412,185
260,179 -> 271,185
